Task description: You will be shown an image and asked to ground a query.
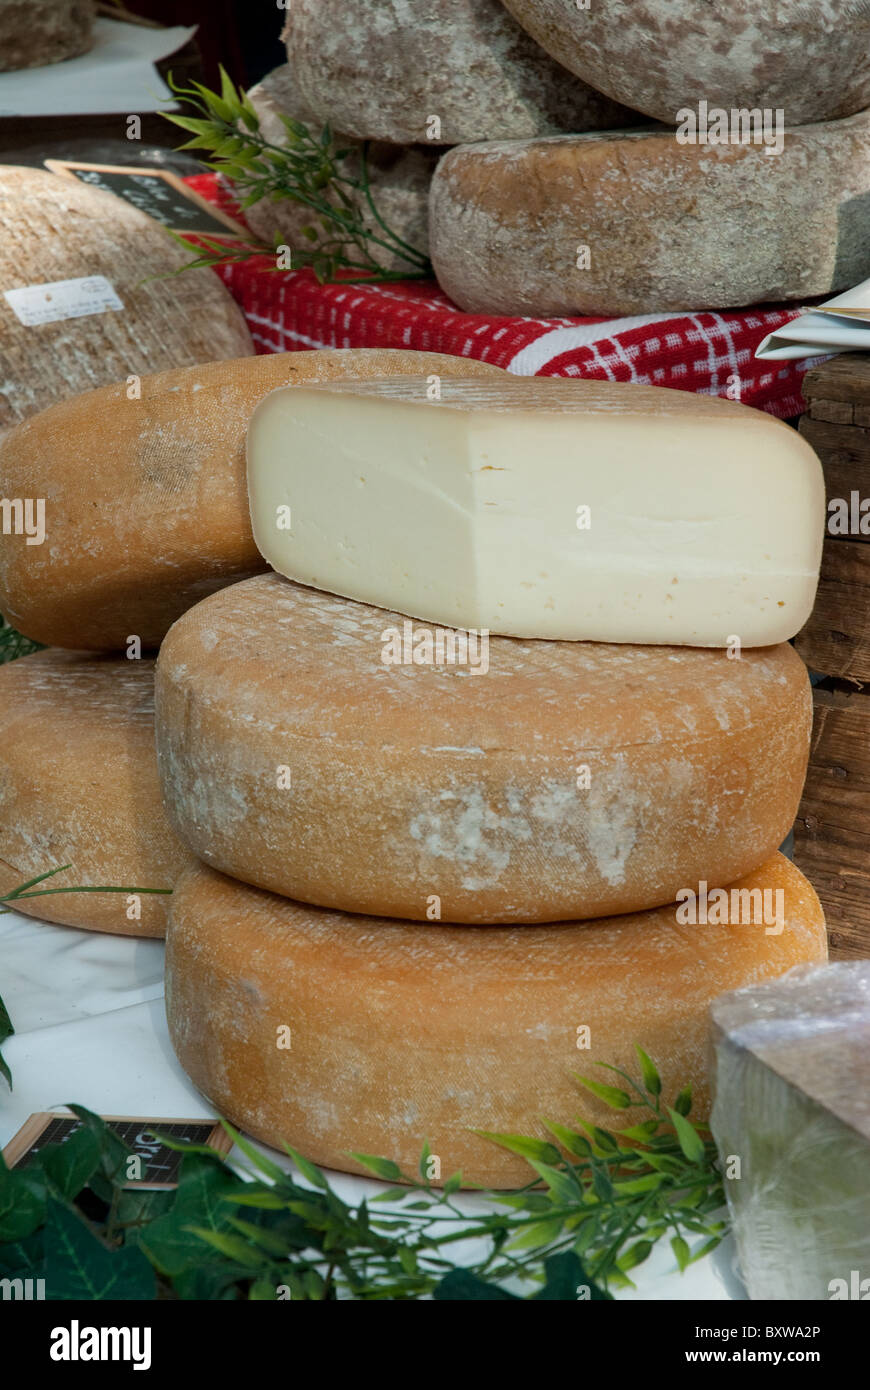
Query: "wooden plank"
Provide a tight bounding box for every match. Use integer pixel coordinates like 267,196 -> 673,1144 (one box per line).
795,538 -> 870,679
794,687 -> 870,960
799,417 -> 870,549
801,353 -> 870,408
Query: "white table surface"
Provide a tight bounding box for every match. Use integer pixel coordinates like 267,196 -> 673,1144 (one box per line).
0,905 -> 744,1301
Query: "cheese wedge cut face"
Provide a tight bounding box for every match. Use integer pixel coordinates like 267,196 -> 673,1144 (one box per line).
155,573 -> 812,925
247,376 -> 825,645
0,650 -> 195,936
165,855 -> 827,1189
0,350 -> 504,651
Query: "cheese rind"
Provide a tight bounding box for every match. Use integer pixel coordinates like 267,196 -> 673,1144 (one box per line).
246,376 -> 825,646
0,651 -> 195,936
429,119 -> 870,316
244,66 -> 436,269
0,350 -> 504,651
0,166 -> 253,429
500,0 -> 870,127
282,0 -> 640,144
0,0 -> 95,72
165,856 -> 827,1188
155,573 -> 813,924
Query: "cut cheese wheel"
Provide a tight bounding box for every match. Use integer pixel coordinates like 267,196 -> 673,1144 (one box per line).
0,349 -> 504,651
243,66 -> 436,270
500,0 -> 870,127
429,117 -> 870,316
165,855 -> 827,1188
0,166 -> 253,430
0,0 -> 94,72
282,0 -> 640,145
0,650 -> 195,937
155,573 -> 813,924
246,376 -> 825,646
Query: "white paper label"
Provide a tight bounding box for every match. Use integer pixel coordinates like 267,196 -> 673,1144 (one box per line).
3,276 -> 124,327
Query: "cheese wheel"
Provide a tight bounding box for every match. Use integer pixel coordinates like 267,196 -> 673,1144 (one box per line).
0,349 -> 504,651
246,376 -> 824,646
0,651 -> 195,937
243,66 -> 436,269
165,855 -> 827,1188
282,0 -> 640,145
0,166 -> 253,430
155,574 -> 813,924
0,0 -> 94,72
429,117 -> 870,316
500,0 -> 870,128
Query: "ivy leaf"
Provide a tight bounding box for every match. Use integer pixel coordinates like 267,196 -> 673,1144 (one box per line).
667,1108 -> 707,1165
43,1200 -> 155,1300
434,1269 -> 520,1301
39,1125 -> 102,1201
0,1156 -> 46,1242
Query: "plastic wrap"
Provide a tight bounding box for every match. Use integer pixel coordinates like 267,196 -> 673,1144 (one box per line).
710,961 -> 870,1301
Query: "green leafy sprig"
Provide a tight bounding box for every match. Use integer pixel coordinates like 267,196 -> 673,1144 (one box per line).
163,68 -> 433,285
0,1045 -> 726,1299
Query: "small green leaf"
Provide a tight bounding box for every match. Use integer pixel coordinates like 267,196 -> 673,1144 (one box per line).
575,1076 -> 632,1110
528,1160 -> 579,1205
541,1120 -> 593,1159
442,1173 -> 463,1195
671,1234 -> 691,1271
618,1120 -> 660,1143
674,1084 -> 693,1117
281,1144 -> 330,1191
634,1045 -> 662,1097
475,1132 -> 562,1165
0,993 -> 13,1089
184,1226 -> 265,1267
667,1108 -> 707,1165
618,1239 -> 653,1273
349,1153 -> 402,1182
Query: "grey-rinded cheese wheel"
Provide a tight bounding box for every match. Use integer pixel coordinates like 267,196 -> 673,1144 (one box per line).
499,0 -> 870,127
429,117 -> 870,316
0,165 -> 253,430
0,0 -> 95,73
282,0 -> 641,145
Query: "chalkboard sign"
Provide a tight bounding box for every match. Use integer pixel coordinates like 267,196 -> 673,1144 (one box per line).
3,1111 -> 233,1188
43,160 -> 250,239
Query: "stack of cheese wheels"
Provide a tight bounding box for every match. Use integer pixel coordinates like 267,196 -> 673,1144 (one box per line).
0,350 -> 503,939
157,369 -> 829,1188
255,0 -> 870,314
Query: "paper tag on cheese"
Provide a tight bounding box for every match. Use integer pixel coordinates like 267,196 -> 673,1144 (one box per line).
4,275 -> 124,326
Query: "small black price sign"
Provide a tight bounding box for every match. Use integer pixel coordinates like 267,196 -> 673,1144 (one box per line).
43,160 -> 251,238
3,1112 -> 233,1188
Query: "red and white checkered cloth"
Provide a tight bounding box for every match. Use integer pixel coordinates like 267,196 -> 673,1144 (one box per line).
190,173 -> 819,418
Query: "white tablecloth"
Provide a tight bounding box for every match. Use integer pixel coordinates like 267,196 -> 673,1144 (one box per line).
0,906 -> 743,1300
